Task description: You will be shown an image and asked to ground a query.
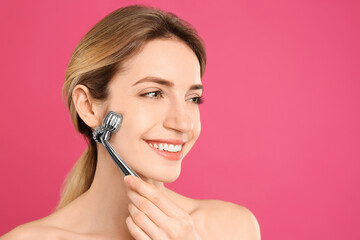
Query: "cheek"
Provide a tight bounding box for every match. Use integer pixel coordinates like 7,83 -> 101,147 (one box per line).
196,118 -> 201,138
192,109 -> 201,139
111,102 -> 164,144
125,103 -> 164,130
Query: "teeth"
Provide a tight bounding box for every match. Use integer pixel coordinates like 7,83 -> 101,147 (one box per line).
148,142 -> 183,153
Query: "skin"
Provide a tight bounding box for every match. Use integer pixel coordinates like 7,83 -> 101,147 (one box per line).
0,38 -> 261,240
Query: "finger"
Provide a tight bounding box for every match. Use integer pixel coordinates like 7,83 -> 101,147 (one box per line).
128,203 -> 166,239
126,215 -> 151,240
125,175 -> 185,217
128,190 -> 173,230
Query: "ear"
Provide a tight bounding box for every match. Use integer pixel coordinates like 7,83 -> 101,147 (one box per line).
72,84 -> 103,128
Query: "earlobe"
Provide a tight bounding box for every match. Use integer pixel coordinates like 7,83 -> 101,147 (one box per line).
72,84 -> 102,128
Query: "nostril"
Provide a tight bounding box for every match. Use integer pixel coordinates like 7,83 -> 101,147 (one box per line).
163,114 -> 193,133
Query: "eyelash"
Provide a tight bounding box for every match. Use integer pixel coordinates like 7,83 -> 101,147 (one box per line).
141,90 -> 204,105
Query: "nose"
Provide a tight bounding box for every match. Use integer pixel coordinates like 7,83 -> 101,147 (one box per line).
163,101 -> 193,133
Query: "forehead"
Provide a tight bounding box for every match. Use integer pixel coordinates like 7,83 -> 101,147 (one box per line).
113,38 -> 202,88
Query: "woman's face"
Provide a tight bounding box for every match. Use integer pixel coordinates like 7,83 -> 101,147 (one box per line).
101,38 -> 203,182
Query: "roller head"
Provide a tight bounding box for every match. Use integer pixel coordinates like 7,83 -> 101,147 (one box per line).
102,111 -> 123,134
93,125 -> 106,143
92,111 -> 123,143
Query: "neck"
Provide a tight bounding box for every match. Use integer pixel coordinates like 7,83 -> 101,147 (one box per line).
51,145 -> 168,238
83,145 -> 169,235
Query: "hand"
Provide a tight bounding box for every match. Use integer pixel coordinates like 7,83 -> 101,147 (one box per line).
124,175 -> 202,240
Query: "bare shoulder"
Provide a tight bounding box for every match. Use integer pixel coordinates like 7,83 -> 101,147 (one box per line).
192,199 -> 261,240
0,220 -> 66,240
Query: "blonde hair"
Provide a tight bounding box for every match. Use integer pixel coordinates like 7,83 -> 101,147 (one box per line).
56,4 -> 206,210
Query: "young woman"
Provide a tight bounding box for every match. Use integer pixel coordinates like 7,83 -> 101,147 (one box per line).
1,5 -> 260,240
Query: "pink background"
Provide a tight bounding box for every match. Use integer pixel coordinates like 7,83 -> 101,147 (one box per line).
1,0 -> 359,239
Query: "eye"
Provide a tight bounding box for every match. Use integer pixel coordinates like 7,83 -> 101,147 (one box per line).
188,96 -> 204,105
141,90 -> 163,98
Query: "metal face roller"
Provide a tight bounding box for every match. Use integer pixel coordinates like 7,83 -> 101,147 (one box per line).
93,111 -> 139,178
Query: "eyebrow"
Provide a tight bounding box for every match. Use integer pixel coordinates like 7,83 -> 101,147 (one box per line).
131,76 -> 204,92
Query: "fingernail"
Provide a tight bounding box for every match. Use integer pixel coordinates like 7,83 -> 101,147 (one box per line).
124,176 -> 133,185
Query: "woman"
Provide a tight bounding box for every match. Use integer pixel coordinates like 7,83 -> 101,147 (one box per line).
1,5 -> 260,240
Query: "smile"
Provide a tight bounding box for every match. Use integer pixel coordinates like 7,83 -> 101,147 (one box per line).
149,143 -> 182,152
144,140 -> 185,161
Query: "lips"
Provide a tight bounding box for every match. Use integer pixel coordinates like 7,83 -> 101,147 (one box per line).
145,139 -> 186,145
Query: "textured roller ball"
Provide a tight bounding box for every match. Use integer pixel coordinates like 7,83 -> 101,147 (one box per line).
93,125 -> 106,143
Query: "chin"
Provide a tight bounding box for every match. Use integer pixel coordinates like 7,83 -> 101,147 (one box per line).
138,164 -> 182,183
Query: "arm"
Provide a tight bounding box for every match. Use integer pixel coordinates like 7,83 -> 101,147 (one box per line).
233,205 -> 261,240
0,225 -> 27,240
204,201 -> 261,240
